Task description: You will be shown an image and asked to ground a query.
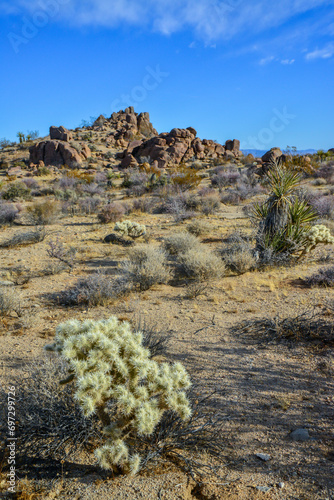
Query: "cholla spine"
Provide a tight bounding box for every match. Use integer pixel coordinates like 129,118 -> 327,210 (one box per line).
45,316 -> 191,474
114,220 -> 146,239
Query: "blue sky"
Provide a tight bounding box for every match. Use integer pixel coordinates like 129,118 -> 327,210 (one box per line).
0,0 -> 334,150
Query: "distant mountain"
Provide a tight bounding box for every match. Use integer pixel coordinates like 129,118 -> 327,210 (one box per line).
242,149 -> 318,158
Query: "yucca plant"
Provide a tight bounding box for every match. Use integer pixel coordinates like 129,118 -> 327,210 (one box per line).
253,160 -> 318,259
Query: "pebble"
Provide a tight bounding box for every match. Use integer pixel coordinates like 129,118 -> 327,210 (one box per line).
256,453 -> 271,461
289,428 -> 310,442
256,486 -> 272,493
0,280 -> 14,286
278,482 -> 285,489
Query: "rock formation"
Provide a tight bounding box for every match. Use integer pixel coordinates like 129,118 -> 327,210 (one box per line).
117,127 -> 241,169
49,126 -> 73,142
29,140 -> 90,167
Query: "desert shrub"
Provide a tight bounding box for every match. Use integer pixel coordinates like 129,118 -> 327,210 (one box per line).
98,202 -> 126,224
22,177 -> 40,190
309,195 -> 334,219
235,308 -> 334,345
59,273 -> 126,307
220,234 -> 257,274
44,317 -> 192,474
1,181 -> 31,200
186,219 -> 210,237
36,165 -> 51,176
178,247 -> 225,281
122,169 -> 150,197
171,165 -> 201,191
95,171 -> 107,184
158,192 -> 196,222
220,189 -> 242,205
114,220 -> 146,239
0,288 -> 22,317
47,237 -> 76,270
79,196 -> 102,214
54,188 -> 78,201
79,182 -> 103,196
306,266 -> 334,287
314,162 -> 334,183
211,167 -> 240,190
122,245 -> 171,291
57,175 -> 78,190
132,197 -> 157,213
0,202 -> 19,226
0,228 -> 46,248
187,190 -> 221,215
26,200 -> 59,225
163,232 -> 201,255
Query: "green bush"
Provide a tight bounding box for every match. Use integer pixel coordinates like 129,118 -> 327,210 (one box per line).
2,181 -> 31,200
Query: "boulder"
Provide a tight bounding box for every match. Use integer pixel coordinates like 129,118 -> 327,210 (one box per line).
93,115 -> 107,127
49,126 -> 72,142
262,147 -> 283,163
29,140 -> 90,167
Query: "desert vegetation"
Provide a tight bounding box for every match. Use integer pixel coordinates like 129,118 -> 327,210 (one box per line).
0,114 -> 333,499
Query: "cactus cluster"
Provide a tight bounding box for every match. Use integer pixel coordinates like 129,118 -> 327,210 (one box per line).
45,317 -> 191,474
305,224 -> 334,252
114,220 -> 146,239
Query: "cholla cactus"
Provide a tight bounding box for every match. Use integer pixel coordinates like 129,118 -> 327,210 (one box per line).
45,317 -> 191,474
114,220 -> 146,239
305,224 -> 334,253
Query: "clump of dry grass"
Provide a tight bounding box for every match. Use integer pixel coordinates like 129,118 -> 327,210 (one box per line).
186,220 -> 210,237
0,288 -> 22,317
26,199 -> 59,225
305,266 -> 334,287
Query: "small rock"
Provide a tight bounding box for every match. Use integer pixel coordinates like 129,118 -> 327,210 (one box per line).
256,486 -> 272,493
289,428 -> 310,442
278,482 -> 285,489
0,280 -> 14,286
256,453 -> 271,461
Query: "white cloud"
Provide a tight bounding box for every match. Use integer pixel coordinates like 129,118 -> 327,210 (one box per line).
259,55 -> 275,65
305,42 -> 334,60
2,0 -> 334,42
281,58 -> 295,64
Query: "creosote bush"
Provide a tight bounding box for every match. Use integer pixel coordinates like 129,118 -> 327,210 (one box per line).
26,200 -> 59,225
220,234 -> 257,274
0,288 -> 22,317
45,317 -> 192,475
122,245 -> 171,291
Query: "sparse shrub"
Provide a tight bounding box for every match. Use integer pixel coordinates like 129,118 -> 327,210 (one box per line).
220,190 -> 242,205
22,177 -> 40,190
164,232 -> 201,255
1,181 -> 31,200
314,162 -> 334,183
57,175 -> 78,190
211,167 -> 240,190
0,288 -> 22,317
122,245 -> 171,291
79,196 -> 102,214
306,266 -> 334,287
98,202 -> 126,224
59,273 -> 125,306
44,316 -> 192,474
114,220 -> 146,239
186,219 -> 210,237
158,192 -> 196,222
36,165 -> 51,176
123,169 -> 150,197
0,202 -> 19,226
132,197 -> 157,213
0,228 -> 46,248
309,195 -> 334,219
171,165 -> 201,191
80,182 -> 103,196
220,234 -> 257,274
47,237 -> 76,269
178,247 -> 225,281
26,200 -> 59,225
